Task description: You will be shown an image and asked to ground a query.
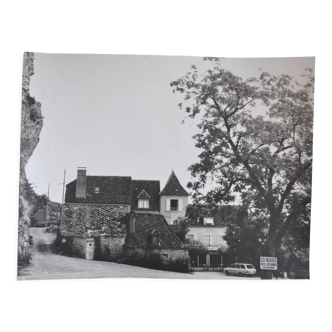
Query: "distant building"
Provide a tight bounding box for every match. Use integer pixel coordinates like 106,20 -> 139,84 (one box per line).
186,216 -> 228,270
33,205 -> 47,225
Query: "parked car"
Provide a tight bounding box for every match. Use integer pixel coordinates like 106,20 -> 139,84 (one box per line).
224,263 -> 257,277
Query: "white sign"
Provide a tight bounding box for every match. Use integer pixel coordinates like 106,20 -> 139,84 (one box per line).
260,256 -> 277,270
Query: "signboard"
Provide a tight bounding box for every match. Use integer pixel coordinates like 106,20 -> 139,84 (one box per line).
260,256 -> 277,270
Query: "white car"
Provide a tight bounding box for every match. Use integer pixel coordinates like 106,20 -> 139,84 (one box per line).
224,263 -> 257,277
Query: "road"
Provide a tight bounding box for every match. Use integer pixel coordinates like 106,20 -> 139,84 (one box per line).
18,228 -> 260,281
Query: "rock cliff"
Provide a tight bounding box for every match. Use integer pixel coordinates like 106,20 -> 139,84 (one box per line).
18,52 -> 44,265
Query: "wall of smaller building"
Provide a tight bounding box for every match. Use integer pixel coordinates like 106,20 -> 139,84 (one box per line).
98,236 -> 125,260
160,195 -> 188,224
62,236 -> 125,260
186,226 -> 227,249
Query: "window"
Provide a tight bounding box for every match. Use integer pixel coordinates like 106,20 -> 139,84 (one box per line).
203,217 -> 214,225
138,199 -> 149,208
170,199 -> 178,211
246,264 -> 255,269
188,234 -> 195,241
166,199 -> 183,212
94,187 -> 100,194
161,253 -> 168,259
150,230 -> 161,247
204,234 -> 213,245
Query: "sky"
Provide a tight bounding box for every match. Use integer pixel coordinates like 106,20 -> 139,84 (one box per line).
26,54 -> 315,203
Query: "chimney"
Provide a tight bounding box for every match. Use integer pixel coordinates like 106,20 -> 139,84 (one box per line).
128,211 -> 135,234
75,167 -> 87,201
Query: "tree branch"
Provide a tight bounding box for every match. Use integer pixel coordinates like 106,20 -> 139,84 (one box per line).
226,98 -> 256,118
246,143 -> 267,161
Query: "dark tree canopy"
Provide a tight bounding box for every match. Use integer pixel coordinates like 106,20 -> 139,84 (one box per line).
171,58 -> 313,263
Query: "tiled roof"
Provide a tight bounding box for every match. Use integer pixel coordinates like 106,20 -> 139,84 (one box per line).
159,171 -> 189,196
131,180 -> 160,211
61,203 -> 129,237
126,213 -> 184,249
65,176 -> 132,204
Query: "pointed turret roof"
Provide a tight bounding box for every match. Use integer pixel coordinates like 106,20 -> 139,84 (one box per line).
159,170 -> 189,196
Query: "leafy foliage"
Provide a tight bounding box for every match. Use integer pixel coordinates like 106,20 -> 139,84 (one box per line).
172,58 -> 313,259
184,238 -> 209,256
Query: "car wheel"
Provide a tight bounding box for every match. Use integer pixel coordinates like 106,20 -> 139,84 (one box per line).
239,273 -> 244,277
226,271 -> 229,276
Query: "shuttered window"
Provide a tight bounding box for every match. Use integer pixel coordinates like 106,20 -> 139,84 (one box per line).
178,199 -> 183,212
204,234 -> 213,245
166,199 -> 171,211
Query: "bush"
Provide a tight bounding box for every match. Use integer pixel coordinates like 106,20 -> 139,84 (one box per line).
18,247 -> 32,266
118,251 -> 189,273
93,237 -> 112,262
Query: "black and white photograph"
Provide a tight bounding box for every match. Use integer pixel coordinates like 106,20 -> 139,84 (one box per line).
18,53 -> 314,281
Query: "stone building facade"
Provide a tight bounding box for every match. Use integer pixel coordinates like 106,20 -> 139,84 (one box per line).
61,167 -> 189,261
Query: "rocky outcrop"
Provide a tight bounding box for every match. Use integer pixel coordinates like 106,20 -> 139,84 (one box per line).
18,52 -> 44,265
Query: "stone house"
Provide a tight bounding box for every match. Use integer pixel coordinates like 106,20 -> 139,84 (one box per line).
61,167 -> 188,261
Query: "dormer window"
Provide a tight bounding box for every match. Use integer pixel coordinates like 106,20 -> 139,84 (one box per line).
204,217 -> 214,225
94,187 -> 100,194
138,199 -> 149,208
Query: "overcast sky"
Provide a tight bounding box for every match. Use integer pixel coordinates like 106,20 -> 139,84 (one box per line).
26,53 -> 315,203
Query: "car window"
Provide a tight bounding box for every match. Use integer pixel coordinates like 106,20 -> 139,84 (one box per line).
246,264 -> 254,269
240,264 -> 245,269
235,264 -> 239,268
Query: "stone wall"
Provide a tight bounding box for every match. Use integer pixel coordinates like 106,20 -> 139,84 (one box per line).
99,236 -> 125,260
61,236 -> 125,260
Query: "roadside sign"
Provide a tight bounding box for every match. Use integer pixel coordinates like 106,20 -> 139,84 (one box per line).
260,256 -> 277,270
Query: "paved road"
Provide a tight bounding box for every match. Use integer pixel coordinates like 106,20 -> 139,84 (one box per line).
18,228 -> 260,281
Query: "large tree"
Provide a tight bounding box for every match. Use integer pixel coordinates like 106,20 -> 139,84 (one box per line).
171,58 -> 313,278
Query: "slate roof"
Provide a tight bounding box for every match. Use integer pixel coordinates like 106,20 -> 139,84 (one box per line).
131,180 -> 160,211
159,171 -> 189,196
61,203 -> 129,237
65,176 -> 132,204
125,213 -> 184,249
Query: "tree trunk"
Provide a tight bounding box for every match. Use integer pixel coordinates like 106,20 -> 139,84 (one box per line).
261,214 -> 278,280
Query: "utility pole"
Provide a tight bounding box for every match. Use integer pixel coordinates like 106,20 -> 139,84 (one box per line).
46,182 -> 50,227
59,169 -> 66,230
